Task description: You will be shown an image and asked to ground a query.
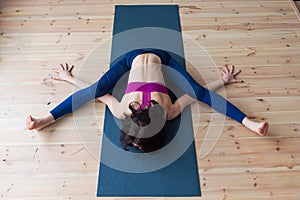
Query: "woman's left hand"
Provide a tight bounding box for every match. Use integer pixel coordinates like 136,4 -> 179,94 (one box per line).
219,65 -> 243,85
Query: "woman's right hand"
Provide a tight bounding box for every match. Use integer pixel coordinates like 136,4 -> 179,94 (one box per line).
51,63 -> 74,82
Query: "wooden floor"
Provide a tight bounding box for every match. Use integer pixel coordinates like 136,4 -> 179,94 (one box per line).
1,0 -> 300,199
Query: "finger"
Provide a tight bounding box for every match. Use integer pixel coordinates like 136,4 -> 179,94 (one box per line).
65,63 -> 69,71
230,65 -> 234,74
52,69 -> 59,74
26,115 -> 31,124
232,79 -> 244,83
60,64 -> 65,70
27,115 -> 34,126
69,65 -> 74,72
234,69 -> 242,76
218,68 -> 225,75
224,65 -> 229,73
51,76 -> 60,80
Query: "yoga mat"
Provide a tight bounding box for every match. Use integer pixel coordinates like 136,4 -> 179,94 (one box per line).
97,5 -> 201,197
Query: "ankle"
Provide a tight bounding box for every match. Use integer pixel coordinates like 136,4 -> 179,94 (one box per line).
242,117 -> 250,127
242,117 -> 257,132
44,113 -> 55,124
37,114 -> 55,130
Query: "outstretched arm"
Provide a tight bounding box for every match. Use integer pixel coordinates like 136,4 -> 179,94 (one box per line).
52,63 -> 110,102
52,63 -> 90,88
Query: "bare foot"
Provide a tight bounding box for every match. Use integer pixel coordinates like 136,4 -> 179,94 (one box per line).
242,117 -> 269,136
26,114 -> 54,131
257,121 -> 268,136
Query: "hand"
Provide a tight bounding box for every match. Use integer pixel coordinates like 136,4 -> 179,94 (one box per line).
51,63 -> 74,82
219,65 -> 243,85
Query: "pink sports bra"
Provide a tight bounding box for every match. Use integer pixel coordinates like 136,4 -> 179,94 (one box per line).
125,82 -> 168,110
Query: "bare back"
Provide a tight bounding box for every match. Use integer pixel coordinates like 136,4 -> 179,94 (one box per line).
120,53 -> 173,116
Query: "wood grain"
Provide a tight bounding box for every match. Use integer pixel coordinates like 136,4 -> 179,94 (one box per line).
1,0 -> 300,199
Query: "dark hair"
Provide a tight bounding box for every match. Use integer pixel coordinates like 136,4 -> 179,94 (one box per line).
120,101 -> 167,153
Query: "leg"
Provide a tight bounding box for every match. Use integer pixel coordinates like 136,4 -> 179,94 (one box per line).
164,57 -> 267,136
27,55 -> 130,130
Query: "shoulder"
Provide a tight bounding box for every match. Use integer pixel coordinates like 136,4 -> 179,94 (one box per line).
103,95 -> 128,120
166,102 -> 180,120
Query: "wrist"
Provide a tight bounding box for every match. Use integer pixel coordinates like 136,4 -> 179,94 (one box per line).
221,79 -> 227,85
65,76 -> 75,83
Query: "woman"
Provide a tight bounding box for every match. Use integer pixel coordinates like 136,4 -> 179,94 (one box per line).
26,49 -> 268,151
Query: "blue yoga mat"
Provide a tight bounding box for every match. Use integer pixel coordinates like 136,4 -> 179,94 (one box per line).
97,5 -> 201,197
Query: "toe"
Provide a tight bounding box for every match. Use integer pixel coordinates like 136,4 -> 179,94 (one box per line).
26,116 -> 35,130
258,122 -> 268,136
263,122 -> 269,136
26,116 -> 31,126
27,121 -> 34,130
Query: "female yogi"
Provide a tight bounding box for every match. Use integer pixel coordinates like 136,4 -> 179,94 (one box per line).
26,49 -> 268,152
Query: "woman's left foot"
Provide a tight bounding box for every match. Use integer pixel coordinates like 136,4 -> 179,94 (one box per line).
257,121 -> 268,136
242,117 -> 269,136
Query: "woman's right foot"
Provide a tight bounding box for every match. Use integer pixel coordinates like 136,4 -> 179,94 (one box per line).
26,115 -> 54,131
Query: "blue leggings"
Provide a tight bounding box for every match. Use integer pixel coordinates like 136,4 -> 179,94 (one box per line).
50,49 -> 246,123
